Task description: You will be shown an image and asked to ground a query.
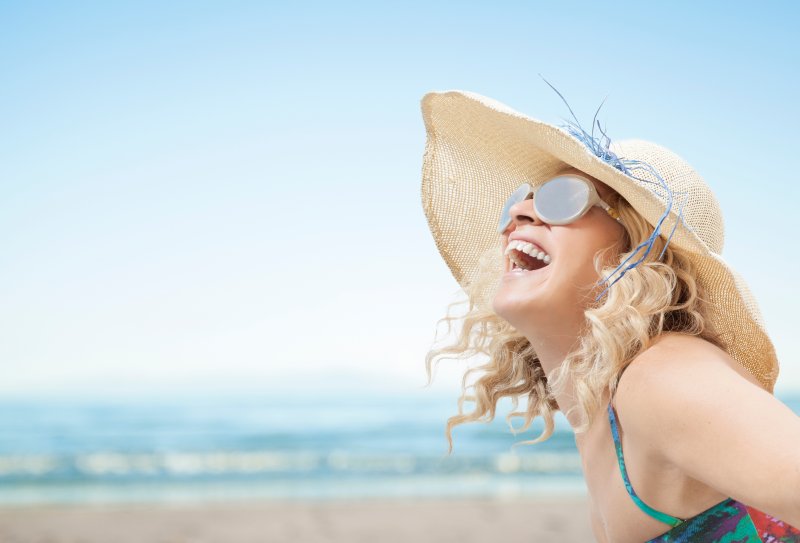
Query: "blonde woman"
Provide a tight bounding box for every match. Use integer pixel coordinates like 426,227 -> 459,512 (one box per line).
419,88 -> 800,542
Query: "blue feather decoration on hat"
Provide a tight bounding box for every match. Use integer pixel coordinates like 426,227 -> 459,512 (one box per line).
538,75 -> 693,302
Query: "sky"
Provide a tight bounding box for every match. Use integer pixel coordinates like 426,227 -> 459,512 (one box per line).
1,1 -> 799,399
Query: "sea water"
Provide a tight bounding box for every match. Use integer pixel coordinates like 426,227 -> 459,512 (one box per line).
0,388 -> 796,505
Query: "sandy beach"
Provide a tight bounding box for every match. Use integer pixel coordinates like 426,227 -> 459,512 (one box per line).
0,496 -> 593,543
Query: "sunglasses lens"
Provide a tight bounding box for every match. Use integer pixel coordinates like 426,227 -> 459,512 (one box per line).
497,183 -> 532,233
534,176 -> 591,224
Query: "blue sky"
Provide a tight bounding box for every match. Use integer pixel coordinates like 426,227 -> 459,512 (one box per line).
1,1 -> 799,397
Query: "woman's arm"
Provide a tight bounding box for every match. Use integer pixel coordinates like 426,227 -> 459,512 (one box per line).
615,336 -> 800,526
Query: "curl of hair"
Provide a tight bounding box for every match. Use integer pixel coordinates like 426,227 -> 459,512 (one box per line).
424,184 -> 726,455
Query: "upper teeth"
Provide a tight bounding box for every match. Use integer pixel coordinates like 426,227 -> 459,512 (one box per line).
504,239 -> 551,264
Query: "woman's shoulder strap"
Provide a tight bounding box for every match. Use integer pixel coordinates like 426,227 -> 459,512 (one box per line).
607,393 -> 684,528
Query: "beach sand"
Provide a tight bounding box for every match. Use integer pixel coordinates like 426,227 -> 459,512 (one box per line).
0,496 -> 594,542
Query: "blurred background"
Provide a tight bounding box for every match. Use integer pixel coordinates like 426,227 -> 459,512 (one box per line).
1,1 -> 798,541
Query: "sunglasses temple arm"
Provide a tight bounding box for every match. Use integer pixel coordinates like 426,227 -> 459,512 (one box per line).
596,200 -> 624,225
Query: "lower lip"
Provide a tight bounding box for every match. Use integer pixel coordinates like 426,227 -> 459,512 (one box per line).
503,264 -> 551,279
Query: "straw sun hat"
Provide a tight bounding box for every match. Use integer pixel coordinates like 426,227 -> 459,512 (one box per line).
419,86 -> 779,393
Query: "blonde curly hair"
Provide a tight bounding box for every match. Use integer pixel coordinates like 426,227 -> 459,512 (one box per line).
424,179 -> 726,455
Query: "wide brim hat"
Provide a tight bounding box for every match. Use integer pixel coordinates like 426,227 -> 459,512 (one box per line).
420,89 -> 779,393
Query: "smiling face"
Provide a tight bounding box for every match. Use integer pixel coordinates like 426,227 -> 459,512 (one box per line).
492,167 -> 628,328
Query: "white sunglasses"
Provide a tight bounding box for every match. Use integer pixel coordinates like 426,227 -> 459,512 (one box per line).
498,174 -> 624,233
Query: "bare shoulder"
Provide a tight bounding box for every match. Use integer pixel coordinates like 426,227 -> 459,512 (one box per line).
612,332 -> 800,521
611,330 -> 762,466
615,331 -> 762,399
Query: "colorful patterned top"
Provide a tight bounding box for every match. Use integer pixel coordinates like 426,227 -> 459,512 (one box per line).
607,401 -> 800,542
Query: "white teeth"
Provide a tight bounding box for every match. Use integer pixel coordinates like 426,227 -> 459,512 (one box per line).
504,239 -> 550,260
504,239 -> 552,271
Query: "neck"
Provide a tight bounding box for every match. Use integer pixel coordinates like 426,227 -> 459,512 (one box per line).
515,311 -> 589,430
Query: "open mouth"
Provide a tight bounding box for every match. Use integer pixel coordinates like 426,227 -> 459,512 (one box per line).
508,250 -> 549,271
504,239 -> 552,273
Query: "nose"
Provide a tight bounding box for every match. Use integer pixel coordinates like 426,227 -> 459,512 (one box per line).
506,194 -> 545,231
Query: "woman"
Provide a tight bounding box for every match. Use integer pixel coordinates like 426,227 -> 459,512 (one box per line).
419,87 -> 800,542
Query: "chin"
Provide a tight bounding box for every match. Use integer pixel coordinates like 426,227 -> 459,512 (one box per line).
491,286 -> 547,327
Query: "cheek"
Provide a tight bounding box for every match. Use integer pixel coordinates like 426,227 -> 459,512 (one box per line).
552,240 -> 598,278
550,237 -> 617,299
552,256 -> 600,304
575,217 -> 625,270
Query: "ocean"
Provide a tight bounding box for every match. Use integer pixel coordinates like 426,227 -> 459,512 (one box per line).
1,388 -> 796,505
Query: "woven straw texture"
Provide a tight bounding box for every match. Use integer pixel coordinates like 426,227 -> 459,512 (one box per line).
420,90 -> 778,393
